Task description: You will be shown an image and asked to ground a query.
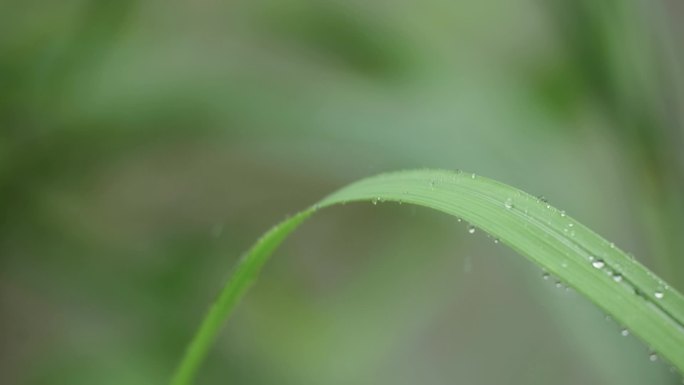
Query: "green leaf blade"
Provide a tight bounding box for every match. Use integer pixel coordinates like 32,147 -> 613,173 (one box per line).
171,169 -> 684,385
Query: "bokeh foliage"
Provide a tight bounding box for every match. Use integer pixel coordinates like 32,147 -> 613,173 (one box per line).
1,0 -> 683,384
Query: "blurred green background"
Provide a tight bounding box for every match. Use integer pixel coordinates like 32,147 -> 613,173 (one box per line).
2,0 -> 684,384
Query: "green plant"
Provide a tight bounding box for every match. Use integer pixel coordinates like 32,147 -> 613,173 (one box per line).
170,169 -> 684,385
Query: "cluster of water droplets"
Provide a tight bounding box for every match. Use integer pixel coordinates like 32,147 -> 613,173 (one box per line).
502,188 -> 681,375
587,252 -> 667,302
441,175 -> 683,375
544,272 -> 572,292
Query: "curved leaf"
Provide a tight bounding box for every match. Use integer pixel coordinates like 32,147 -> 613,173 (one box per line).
171,169 -> 684,385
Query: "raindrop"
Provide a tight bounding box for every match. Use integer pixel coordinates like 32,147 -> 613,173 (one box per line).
612,274 -> 623,283
493,238 -> 500,244
371,199 -> 378,205
609,242 -> 616,249
655,290 -> 664,299
542,272 -> 550,280
471,173 -> 476,179
621,328 -> 630,337
457,218 -> 462,222
504,198 -> 514,210
560,210 -> 566,217
649,352 -> 658,362
555,281 -> 563,289
467,225 -> 476,234
592,260 -> 606,269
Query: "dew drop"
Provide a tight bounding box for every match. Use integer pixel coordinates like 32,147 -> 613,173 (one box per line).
655,290 -> 664,299
612,273 -> 623,283
467,225 -> 476,234
609,242 -> 615,249
560,210 -> 566,217
555,281 -> 563,289
471,173 -> 476,179
649,352 -> 658,362
542,272 -> 550,280
592,260 -> 605,269
504,198 -> 514,210
493,238 -> 500,244
620,328 -> 630,337
371,199 -> 378,205
457,218 -> 462,222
